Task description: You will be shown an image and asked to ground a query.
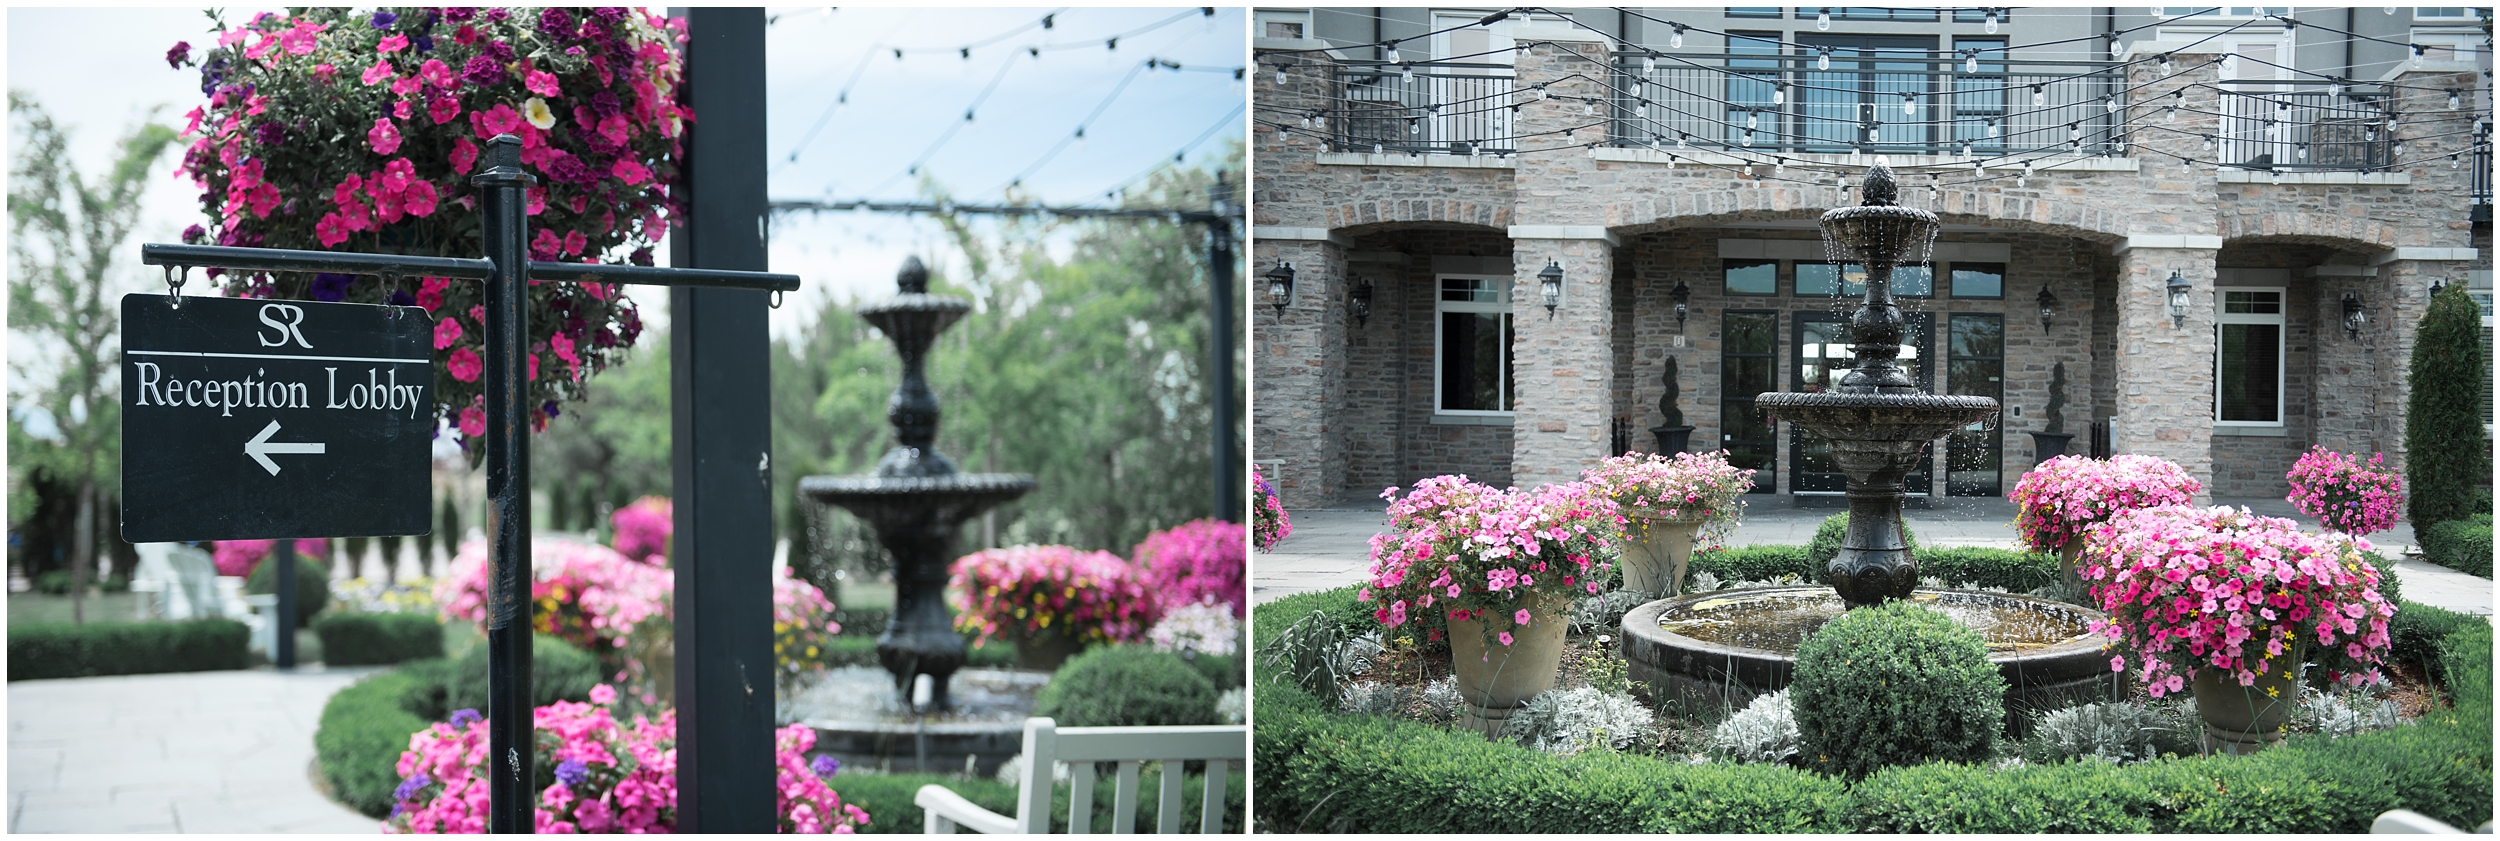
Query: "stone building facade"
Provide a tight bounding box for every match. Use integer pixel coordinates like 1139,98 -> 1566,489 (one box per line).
1251,9 -> 2490,509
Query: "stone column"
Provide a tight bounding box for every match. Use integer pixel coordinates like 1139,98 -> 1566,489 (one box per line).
2112,239 -> 2219,501
1509,233 -> 1617,488
2306,264 -> 2382,458
1251,231 -> 1351,508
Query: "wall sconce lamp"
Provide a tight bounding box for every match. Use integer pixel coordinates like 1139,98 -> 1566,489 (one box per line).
2036,285 -> 2059,330
1347,276 -> 1375,327
2429,276 -> 2449,296
1669,279 -> 1692,326
1538,259 -> 1564,317
2164,269 -> 2191,327
2342,291 -> 2367,339
1265,262 -> 1296,314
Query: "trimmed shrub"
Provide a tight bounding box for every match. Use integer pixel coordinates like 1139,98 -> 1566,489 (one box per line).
1036,645 -> 1217,728
244,555 -> 331,628
8,619 -> 251,681
32,570 -> 71,595
2406,282 -> 2489,527
316,666 -> 436,817
1790,600 -> 2005,779
1688,544 -> 1813,585
1913,547 -> 2061,593
313,613 -> 444,666
1182,651 -> 1242,692
1805,512 -> 1919,581
2420,514 -> 2493,578
2390,598 -> 2480,685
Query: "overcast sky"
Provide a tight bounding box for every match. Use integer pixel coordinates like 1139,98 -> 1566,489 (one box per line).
2,6 -> 1245,336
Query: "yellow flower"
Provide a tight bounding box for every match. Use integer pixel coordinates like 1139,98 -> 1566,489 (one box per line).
804,646 -> 818,658
524,97 -> 557,130
1037,614 -> 1052,628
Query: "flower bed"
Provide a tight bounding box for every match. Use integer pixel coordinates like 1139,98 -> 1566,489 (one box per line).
1251,584 -> 2493,833
436,536 -> 671,657
949,545 -> 1157,647
2081,506 -> 2395,697
2285,447 -> 2407,535
2009,454 -> 2203,552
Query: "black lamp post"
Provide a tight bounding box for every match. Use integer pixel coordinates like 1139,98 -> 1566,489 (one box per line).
2342,291 -> 2367,339
2035,284 -> 2059,330
1265,262 -> 1295,314
1670,279 -> 1692,326
1538,259 -> 1564,317
1347,276 -> 1374,327
2165,269 -> 2191,327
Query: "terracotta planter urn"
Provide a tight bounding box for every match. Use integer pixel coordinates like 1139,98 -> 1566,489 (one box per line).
1621,511 -> 1706,596
2191,660 -> 2302,754
1447,594 -> 1568,736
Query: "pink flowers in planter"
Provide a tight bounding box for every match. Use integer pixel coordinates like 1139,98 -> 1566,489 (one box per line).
1132,518 -> 1246,618
209,538 -> 331,577
435,537 -> 672,653
1579,450 -> 1755,529
609,496 -> 673,564
1362,475 -> 1621,643
2285,446 -> 2407,536
1251,465 -> 1292,551
949,545 -> 1157,646
2008,454 -> 2204,552
384,687 -> 867,833
2080,505 -> 2396,698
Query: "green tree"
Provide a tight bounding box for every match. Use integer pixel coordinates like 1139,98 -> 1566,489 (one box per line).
2405,282 -> 2489,526
532,332 -> 676,528
7,93 -> 178,622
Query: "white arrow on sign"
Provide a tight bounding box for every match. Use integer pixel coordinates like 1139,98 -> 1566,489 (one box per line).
245,419 -> 325,476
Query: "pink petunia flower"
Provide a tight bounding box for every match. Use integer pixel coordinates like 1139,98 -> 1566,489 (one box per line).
368,117 -> 402,155
378,33 -> 410,53
448,346 -> 483,382
611,158 -> 651,185
458,404 -> 486,437
1497,631 -> 1514,646
362,57 -> 396,86
1513,608 -> 1531,626
428,94 -> 462,125
401,180 -> 439,217
449,137 -> 480,174
434,315 -> 464,350
315,213 -> 350,247
525,69 -> 563,98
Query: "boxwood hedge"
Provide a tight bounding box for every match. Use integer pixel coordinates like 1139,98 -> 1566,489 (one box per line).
2420,514 -> 2493,579
8,619 -> 249,681
313,613 -> 444,667
1251,585 -> 2493,834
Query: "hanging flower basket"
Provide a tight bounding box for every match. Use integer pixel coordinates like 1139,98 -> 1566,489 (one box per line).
1252,465 -> 1292,552
169,7 -> 688,443
2284,446 -> 2407,536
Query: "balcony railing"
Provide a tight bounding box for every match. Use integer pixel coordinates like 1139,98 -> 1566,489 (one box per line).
2209,79 -> 2395,170
1608,51 -> 2127,158
1325,61 -> 1519,155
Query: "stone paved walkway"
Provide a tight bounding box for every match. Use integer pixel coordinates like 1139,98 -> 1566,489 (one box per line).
1254,495 -> 2492,618
9,666 -> 384,833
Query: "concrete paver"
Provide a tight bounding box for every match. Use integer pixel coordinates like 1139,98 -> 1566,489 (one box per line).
8,667 -> 385,834
1255,495 -> 2492,617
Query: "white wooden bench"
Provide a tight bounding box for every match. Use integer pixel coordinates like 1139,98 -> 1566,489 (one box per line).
915,717 -> 1246,834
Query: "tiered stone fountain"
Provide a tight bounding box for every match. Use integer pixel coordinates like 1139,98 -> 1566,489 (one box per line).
1621,163 -> 2111,720
791,257 -> 1039,774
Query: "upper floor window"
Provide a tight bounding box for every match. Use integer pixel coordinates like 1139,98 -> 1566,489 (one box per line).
1255,9 -> 1310,40
1726,8 -> 1784,18
1819,7 -> 1939,21
1951,8 -> 2010,24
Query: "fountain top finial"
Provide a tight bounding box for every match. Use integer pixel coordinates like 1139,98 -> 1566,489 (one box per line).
1861,160 -> 1899,207
897,256 -> 930,293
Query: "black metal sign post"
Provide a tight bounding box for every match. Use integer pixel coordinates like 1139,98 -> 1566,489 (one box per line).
138,135 -> 799,834
1206,180 -> 1240,522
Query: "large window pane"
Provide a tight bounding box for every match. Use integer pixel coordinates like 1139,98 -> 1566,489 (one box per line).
1725,259 -> 1778,295
2217,322 -> 2281,422
1950,262 -> 2005,298
1441,311 -> 1513,411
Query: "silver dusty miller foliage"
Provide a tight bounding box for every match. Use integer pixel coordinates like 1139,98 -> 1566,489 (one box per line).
1501,686 -> 1655,755
1707,688 -> 1802,765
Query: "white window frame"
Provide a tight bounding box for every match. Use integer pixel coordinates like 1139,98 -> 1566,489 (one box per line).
1434,274 -> 1515,418
2470,272 -> 2493,438
2213,282 -> 2288,428
1253,9 -> 1312,42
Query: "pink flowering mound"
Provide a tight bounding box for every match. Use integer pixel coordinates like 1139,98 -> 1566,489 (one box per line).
436,537 -> 672,654
610,495 -> 672,564
949,545 -> 1158,647
1251,465 -> 1292,551
1579,450 -> 1755,527
209,538 -> 331,577
383,685 -> 866,833
2081,505 -> 2397,699
1364,476 -> 1621,645
2285,446 -> 2408,536
2008,454 -> 2204,552
1132,519 -> 1247,618
171,7 -> 683,437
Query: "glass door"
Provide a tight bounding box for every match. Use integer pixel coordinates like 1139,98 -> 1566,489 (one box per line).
1795,35 -> 1938,153
1722,311 -> 1779,493
1944,314 -> 2003,497
1790,310 -> 1933,493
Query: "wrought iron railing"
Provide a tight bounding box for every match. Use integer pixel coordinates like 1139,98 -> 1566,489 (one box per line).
1607,51 -> 2128,158
1324,61 -> 1519,155
2209,79 -> 2394,170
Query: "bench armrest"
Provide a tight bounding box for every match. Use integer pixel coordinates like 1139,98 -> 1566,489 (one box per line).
915,783 -> 1017,835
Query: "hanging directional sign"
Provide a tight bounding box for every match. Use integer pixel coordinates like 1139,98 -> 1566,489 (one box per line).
120,293 -> 433,542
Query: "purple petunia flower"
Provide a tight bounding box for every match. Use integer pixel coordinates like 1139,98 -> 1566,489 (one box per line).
370,10 -> 398,29
254,121 -> 286,148
444,8 -> 475,24
461,55 -> 503,87
554,759 -> 589,787
628,247 -> 653,267
310,273 -> 354,302
542,401 -> 560,418
181,224 -> 207,244
412,34 -> 434,53
538,8 -> 574,36
387,288 -> 417,307
166,42 -> 190,69
484,39 -> 515,63
393,772 -> 431,801
485,8 -> 510,21
449,708 -> 482,727
810,755 -> 841,778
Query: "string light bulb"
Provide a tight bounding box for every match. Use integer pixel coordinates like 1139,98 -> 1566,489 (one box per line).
1642,54 -> 1655,74
1400,64 -> 1412,83
1961,139 -> 1973,156
1904,93 -> 1917,115
2160,54 -> 2173,74
1985,9 -> 1998,34
1965,50 -> 1979,74
1817,9 -> 1831,30
2296,142 -> 2308,160
2222,53 -> 2239,76
2068,123 -> 2081,143
2411,44 -> 2424,68
2107,95 -> 2122,113
1818,47 -> 1831,71
1385,41 -> 1400,64
2032,85 -> 2045,107
1987,119 -> 2000,139
2270,167 -> 2283,186
1275,64 -> 1287,85
1772,84 -> 1786,106
2329,79 -> 2343,99
2449,89 -> 2463,111
2110,36 -> 2124,59
1670,24 -> 1686,50
1746,112 -> 1758,130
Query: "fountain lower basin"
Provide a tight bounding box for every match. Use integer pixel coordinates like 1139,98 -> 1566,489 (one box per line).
783,665 -> 1048,776
1621,586 -> 2115,729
